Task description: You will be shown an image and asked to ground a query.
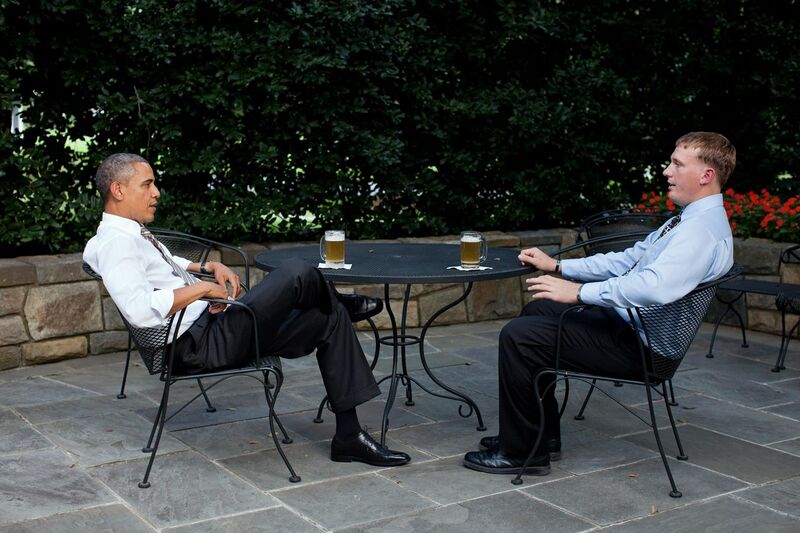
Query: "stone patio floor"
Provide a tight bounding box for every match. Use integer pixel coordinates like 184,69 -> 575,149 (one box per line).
2,321 -> 800,532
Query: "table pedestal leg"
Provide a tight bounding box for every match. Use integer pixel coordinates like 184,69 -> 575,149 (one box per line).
377,282 -> 486,445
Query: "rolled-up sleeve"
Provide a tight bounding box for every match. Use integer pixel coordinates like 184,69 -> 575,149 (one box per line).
96,238 -> 174,327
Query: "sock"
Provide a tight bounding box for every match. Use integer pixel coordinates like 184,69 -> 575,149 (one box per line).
334,408 -> 362,441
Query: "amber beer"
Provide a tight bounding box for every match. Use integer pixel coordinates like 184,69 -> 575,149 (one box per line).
460,231 -> 486,268
320,230 -> 345,265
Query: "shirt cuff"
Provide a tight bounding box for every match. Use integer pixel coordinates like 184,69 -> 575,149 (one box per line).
150,288 -> 175,320
560,259 -> 580,280
576,282 -> 602,306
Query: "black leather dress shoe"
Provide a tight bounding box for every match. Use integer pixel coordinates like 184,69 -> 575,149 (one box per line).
479,435 -> 562,461
331,431 -> 411,467
463,449 -> 550,475
336,294 -> 383,322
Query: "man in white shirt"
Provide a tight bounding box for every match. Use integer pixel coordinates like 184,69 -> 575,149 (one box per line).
463,132 -> 736,476
84,153 -> 411,467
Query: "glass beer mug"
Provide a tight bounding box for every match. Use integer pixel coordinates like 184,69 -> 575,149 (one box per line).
460,231 -> 487,269
320,230 -> 346,265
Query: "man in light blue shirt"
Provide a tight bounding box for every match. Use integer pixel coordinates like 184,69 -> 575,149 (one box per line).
464,132 -> 736,476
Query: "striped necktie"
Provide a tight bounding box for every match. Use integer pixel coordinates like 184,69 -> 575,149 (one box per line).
140,226 -> 198,286
657,215 -> 681,239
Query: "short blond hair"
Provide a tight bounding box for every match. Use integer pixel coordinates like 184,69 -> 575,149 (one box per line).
675,132 -> 736,186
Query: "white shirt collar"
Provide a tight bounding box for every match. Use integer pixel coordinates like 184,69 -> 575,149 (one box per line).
680,193 -> 723,220
100,212 -> 143,235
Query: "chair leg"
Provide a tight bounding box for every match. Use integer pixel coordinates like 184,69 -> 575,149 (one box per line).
646,383 -> 681,498
196,379 -> 216,412
558,379 -> 570,418
263,368 -> 301,483
262,370 -> 292,444
117,336 -> 133,399
139,380 -> 173,488
773,310 -> 789,372
774,316 -> 799,372
313,395 -> 329,424
667,379 -> 678,406
662,383 -> 687,460
142,383 -> 168,453
574,379 -> 597,420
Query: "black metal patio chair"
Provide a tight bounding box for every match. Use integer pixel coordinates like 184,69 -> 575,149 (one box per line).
511,264 -> 743,497
111,228 -> 249,401
705,243 -> 800,371
82,262 -> 300,488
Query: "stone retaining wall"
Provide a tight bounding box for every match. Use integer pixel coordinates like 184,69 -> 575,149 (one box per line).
1,231 -> 797,370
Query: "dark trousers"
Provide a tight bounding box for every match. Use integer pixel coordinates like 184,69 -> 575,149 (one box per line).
174,258 -> 380,413
498,300 -> 642,457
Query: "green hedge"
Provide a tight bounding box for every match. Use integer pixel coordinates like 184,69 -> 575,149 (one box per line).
2,0 -> 799,255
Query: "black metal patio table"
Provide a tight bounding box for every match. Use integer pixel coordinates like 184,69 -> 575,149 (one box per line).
255,242 -> 534,444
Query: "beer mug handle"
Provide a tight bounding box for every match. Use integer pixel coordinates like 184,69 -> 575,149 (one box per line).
319,236 -> 326,262
480,237 -> 488,262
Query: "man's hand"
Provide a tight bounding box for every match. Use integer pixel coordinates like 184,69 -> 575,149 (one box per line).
204,261 -> 240,298
519,247 -> 559,273
201,280 -> 231,314
526,275 -> 582,304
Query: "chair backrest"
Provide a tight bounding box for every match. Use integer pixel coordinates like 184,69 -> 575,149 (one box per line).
150,228 -> 214,264
634,264 -> 743,381
149,227 -> 250,289
83,262 -> 175,375
578,209 -> 672,255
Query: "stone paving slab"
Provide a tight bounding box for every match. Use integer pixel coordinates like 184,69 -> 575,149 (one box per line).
163,507 -> 321,533
90,450 -> 279,529
524,457 -> 746,525
0,376 -> 99,407
341,490 -> 595,533
14,391 -> 156,424
0,449 -> 116,526
601,495 -> 800,532
273,472 -> 435,530
735,476 -> 800,518
377,455 -> 572,505
36,412 -> 188,467
0,503 -> 157,533
219,436 -> 426,491
0,408 -> 52,455
623,424 -> 800,484
673,367 -> 795,408
135,390 -> 311,432
390,418 -> 499,458
666,394 -> 800,444
172,416 -> 311,460
46,360 -> 157,397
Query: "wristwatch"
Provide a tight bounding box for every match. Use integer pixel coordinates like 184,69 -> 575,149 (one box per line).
200,261 -> 209,274
576,284 -> 584,304
555,259 -> 561,274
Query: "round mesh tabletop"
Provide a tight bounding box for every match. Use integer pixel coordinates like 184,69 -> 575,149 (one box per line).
255,243 -> 534,284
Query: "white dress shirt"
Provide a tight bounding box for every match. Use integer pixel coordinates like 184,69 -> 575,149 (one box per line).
83,213 -> 207,339
561,194 -> 733,322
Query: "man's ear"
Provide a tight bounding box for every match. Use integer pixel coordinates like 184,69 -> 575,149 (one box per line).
699,167 -> 717,186
110,181 -> 123,200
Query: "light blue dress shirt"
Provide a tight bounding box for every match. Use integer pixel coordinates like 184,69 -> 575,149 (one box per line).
561,194 -> 733,323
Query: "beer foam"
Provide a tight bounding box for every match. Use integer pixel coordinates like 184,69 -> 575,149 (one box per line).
326,231 -> 345,241
461,235 -> 481,242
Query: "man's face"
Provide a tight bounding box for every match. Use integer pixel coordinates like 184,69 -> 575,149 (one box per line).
662,144 -> 712,207
116,162 -> 160,223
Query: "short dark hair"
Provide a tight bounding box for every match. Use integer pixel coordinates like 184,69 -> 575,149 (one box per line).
95,153 -> 149,202
675,132 -> 736,186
